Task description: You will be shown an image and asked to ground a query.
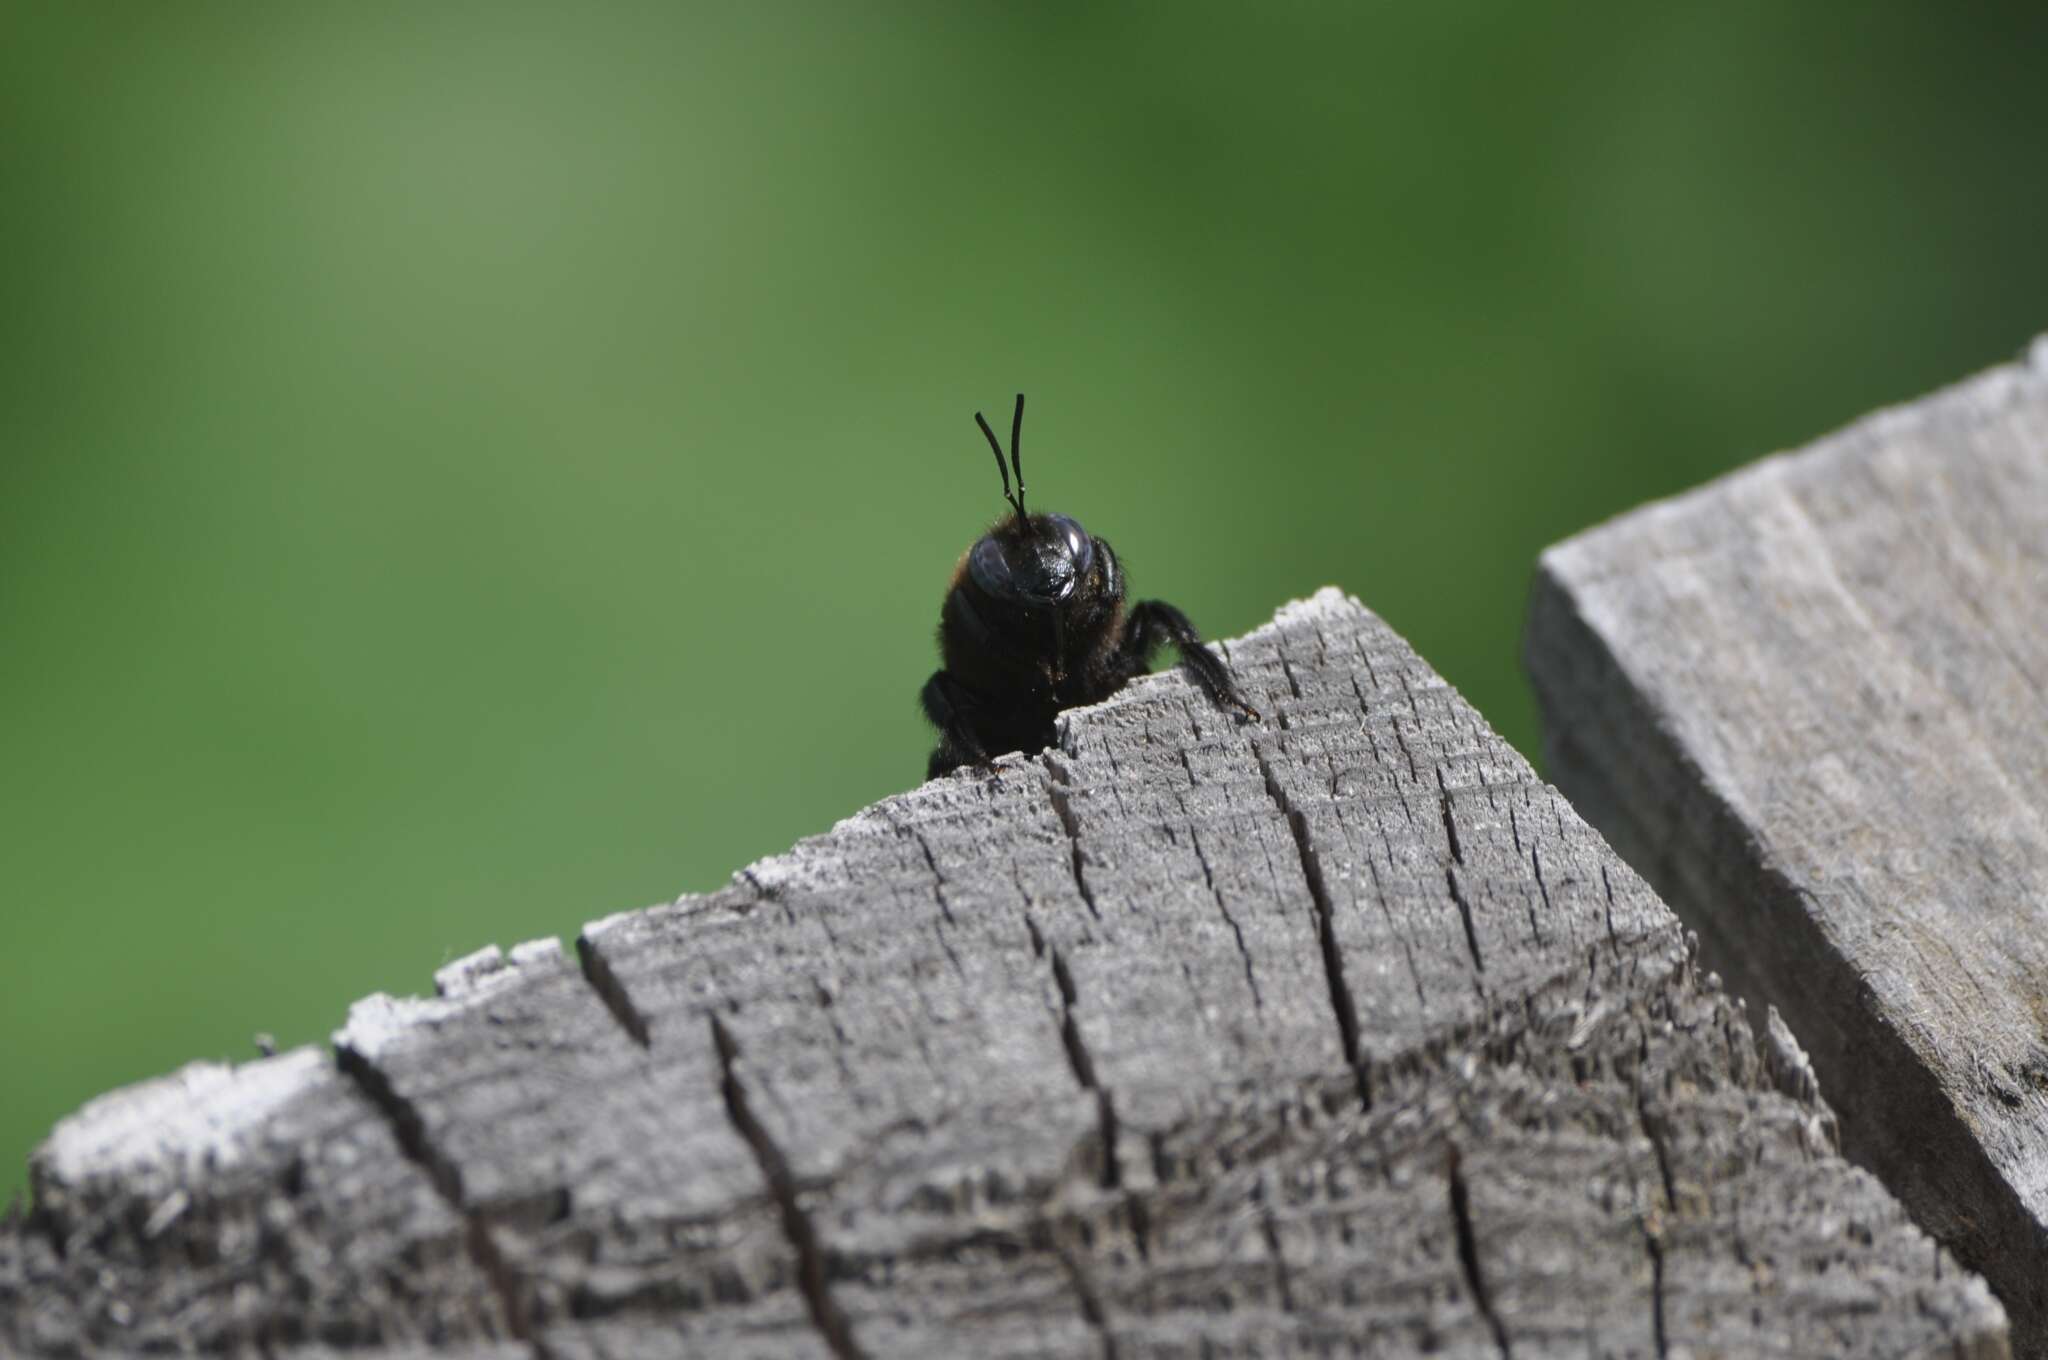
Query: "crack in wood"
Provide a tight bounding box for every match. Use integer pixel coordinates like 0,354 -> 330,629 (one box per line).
1527,844 -> 1553,947
1446,864 -> 1489,984
1044,943 -> 1123,1192
1636,1079 -> 1679,1215
1352,634 -> 1382,692
1057,1245 -> 1121,1360
1254,742 -> 1371,1111
1630,1047 -> 1676,1360
331,1044 -> 534,1351
1445,1143 -> 1513,1360
1260,1206 -> 1296,1313
1187,823 -> 1264,1011
707,1014 -> 869,1360
742,867 -> 799,929
901,821 -> 961,928
26,1200 -> 66,1268
575,935 -> 651,1049
1125,1189 -> 1152,1262
1599,864 -> 1622,958
1643,1222 -> 1670,1360
1389,716 -> 1421,784
1438,789 -> 1490,985
1437,785 -> 1465,865
1362,805 -> 1433,1014
1048,947 -> 1102,1091
1042,762 -> 1103,922
1278,650 -> 1304,700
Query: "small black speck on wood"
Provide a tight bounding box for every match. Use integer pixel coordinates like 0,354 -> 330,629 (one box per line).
3,590 -> 2007,1357
1527,336 -> 2048,1358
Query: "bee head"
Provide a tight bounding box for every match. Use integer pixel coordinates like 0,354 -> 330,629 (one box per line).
964,394 -> 1099,606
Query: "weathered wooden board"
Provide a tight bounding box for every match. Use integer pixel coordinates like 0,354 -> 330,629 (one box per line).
4,591 -> 2006,1357
1528,337 -> 2048,1354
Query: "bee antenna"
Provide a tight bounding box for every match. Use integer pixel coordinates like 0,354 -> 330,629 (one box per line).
1008,393 -> 1026,520
976,403 -> 1028,522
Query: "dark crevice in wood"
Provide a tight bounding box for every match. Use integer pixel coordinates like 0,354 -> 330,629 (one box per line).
1636,1085 -> 1678,1214
1436,784 -> 1465,865
1642,1219 -> 1671,1360
1446,864 -> 1488,983
331,1043 -> 533,1351
1445,1143 -> 1513,1359
1630,1057 -> 1675,1360
1033,758 -> 1133,1195
1048,948 -> 1100,1090
1278,651 -> 1304,700
1307,621 -> 1332,669
27,1202 -> 65,1267
1358,835 -> 1430,1016
1390,717 -> 1421,784
1352,635 -> 1382,692
1253,742 -> 1371,1111
1349,669 -> 1383,735
1638,1212 -> 1671,1351
1044,942 -> 1121,1191
707,1014 -> 869,1360
1434,786 -> 1490,981
1125,1188 -> 1152,1261
1527,845 -> 1552,947
902,823 -> 960,928
1599,864 -> 1622,957
1041,761 -> 1103,921
575,934 -> 651,1049
1057,1246 -> 1121,1360
741,867 -> 798,929
1094,1088 -> 1122,1193
1187,824 -> 1264,1010
1260,1207 -> 1296,1312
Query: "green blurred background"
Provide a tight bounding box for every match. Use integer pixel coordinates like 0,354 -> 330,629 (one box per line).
5,3 -> 2047,1198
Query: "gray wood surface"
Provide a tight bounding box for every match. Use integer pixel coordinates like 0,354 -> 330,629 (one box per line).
5,591 -> 2005,1357
1528,336 -> 2048,1356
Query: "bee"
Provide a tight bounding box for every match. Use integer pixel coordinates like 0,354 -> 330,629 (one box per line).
921,394 -> 1259,779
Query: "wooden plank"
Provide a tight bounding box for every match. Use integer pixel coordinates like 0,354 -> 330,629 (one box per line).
5,590 -> 2007,1357
1527,336 -> 2048,1355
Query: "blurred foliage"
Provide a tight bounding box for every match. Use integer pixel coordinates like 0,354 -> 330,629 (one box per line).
5,2 -> 2047,1196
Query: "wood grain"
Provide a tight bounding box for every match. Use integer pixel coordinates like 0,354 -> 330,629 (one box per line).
1529,337 -> 2048,1355
5,590 -> 2005,1357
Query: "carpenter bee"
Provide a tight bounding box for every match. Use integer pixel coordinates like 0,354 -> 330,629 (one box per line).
921,394 -> 1259,779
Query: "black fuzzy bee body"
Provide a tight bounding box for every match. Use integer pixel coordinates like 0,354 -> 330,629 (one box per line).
921,395 -> 1257,779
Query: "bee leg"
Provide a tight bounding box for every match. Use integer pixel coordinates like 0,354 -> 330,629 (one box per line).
1120,600 -> 1261,722
921,671 -> 996,779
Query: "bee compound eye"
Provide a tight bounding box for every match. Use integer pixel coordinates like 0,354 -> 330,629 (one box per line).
967,534 -> 1018,598
968,515 -> 1096,605
1048,515 -> 1095,576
